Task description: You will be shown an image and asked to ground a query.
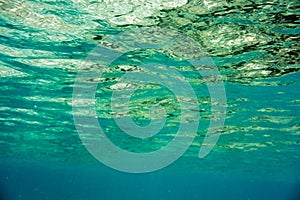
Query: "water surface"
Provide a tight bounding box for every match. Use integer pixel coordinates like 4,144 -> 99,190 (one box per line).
0,0 -> 299,199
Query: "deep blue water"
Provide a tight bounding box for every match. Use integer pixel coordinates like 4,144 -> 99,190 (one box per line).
1,162 -> 300,200
1,0 -> 300,199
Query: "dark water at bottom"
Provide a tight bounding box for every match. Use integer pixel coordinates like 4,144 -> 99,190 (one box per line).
1,161 -> 299,200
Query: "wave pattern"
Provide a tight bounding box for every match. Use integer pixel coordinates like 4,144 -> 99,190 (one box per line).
0,0 -> 299,176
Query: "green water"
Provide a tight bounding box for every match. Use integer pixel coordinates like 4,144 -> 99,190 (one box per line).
0,0 -> 300,199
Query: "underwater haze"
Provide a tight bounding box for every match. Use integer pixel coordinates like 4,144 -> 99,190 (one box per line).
0,0 -> 300,199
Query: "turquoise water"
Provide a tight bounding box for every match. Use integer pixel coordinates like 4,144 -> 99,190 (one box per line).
1,0 -> 300,199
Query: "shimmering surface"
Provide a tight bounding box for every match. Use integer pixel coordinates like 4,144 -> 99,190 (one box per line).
0,0 -> 300,199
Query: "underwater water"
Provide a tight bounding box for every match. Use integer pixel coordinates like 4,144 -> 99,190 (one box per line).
0,0 -> 300,199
